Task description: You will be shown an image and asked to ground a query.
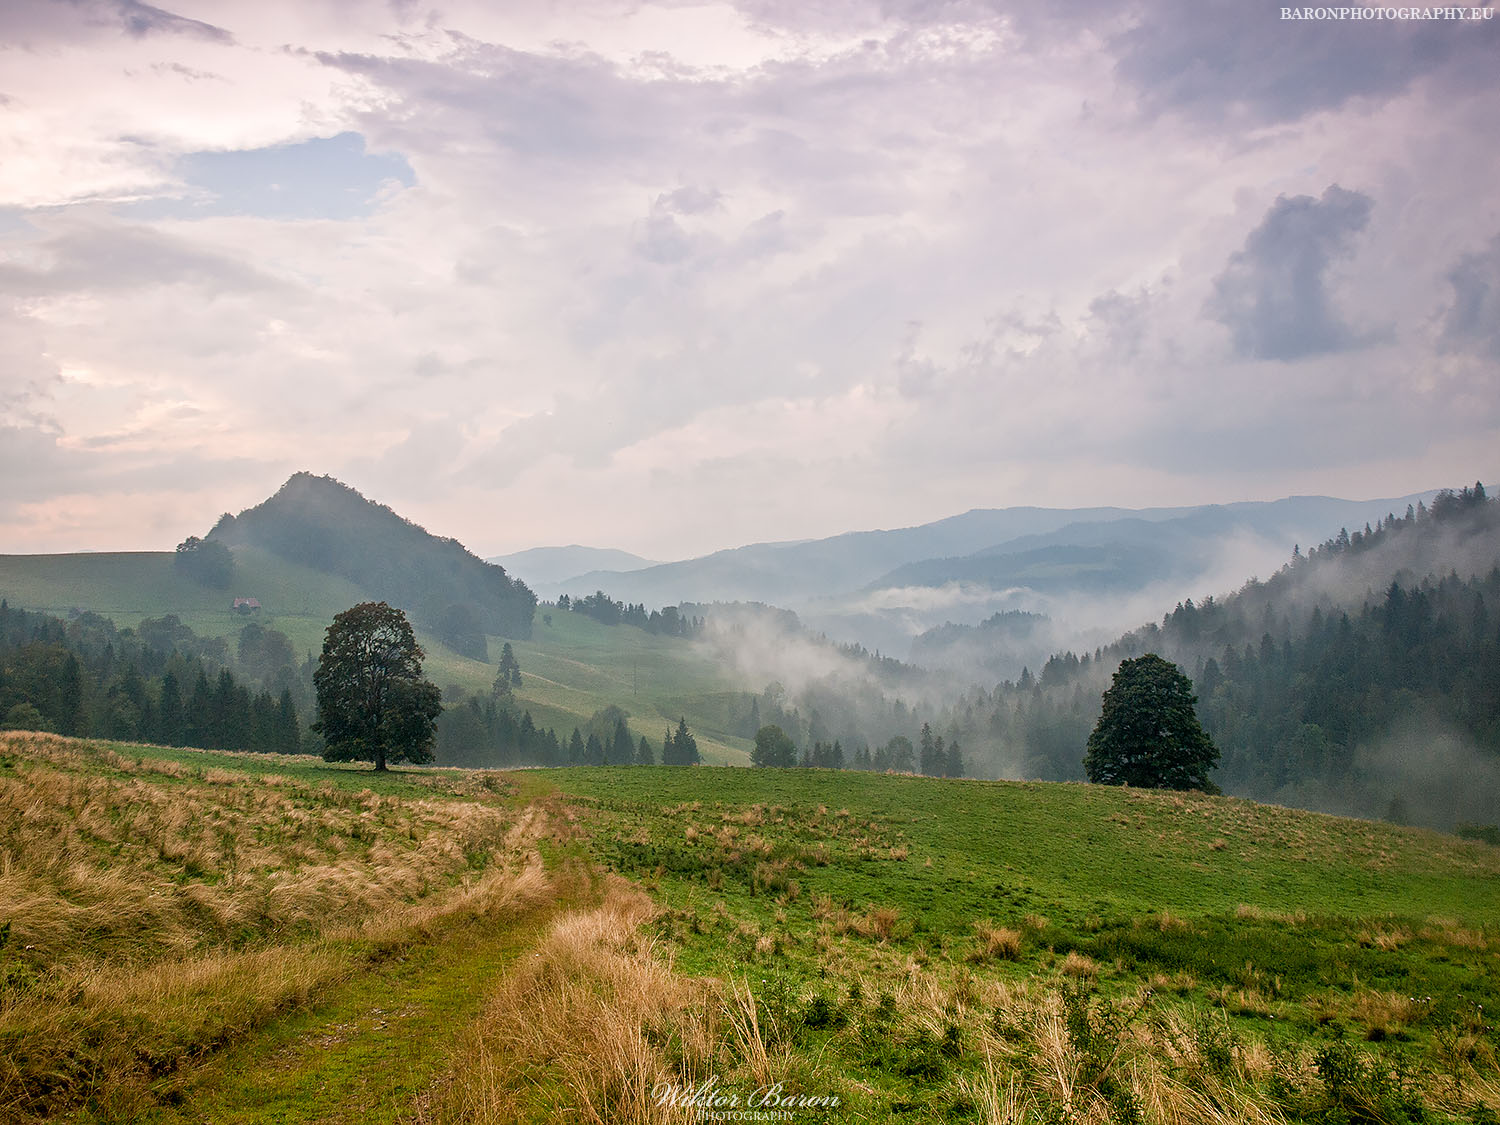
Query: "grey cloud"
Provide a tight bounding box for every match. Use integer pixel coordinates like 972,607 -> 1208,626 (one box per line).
1441,233 -> 1500,360
317,44 -> 689,169
635,212 -> 694,263
736,210 -> 794,259
1206,185 -> 1373,362
1109,0 -> 1498,125
1086,291 -> 1151,360
733,0 -> 1499,126
0,215 -> 276,296
0,0 -> 233,45
634,186 -> 727,264
656,185 -> 723,215
0,299 -> 62,414
322,31 -> 967,219
0,419 -> 262,521
111,0 -> 232,42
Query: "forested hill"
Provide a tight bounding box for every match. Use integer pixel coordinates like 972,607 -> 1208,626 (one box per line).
984,484 -> 1500,828
208,473 -> 536,649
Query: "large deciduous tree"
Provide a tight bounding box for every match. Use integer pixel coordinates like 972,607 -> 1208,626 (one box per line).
313,602 -> 442,771
1084,654 -> 1219,792
174,536 -> 234,588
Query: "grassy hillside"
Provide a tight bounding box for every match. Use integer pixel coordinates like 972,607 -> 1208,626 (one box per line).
5,734 -> 1499,1123
0,547 -> 368,659
3,733 -> 1498,1122
507,608 -> 752,763
0,550 -> 753,759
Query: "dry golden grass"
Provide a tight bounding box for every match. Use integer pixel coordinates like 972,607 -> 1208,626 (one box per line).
1157,910 -> 1189,933
836,903 -> 902,942
1346,988 -> 1430,1032
1419,919 -> 1489,950
1356,926 -> 1412,951
0,734 -> 517,965
1235,903 -> 1308,926
0,732 -> 554,1121
431,880 -> 721,1124
1059,951 -> 1098,980
970,921 -> 1023,962
957,986 -> 1293,1125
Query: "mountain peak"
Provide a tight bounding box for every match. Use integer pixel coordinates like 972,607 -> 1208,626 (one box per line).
212,472 -> 536,647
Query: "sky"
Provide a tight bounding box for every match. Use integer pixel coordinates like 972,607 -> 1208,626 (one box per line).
1,0 -> 1497,560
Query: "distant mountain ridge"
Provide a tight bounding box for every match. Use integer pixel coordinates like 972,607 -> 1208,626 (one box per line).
533,504 -> 1203,604
488,545 -> 660,589
209,473 -> 536,643
870,496 -> 1419,593
532,492 -> 1438,659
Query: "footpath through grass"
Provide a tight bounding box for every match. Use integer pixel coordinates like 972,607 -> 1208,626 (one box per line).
0,734 -> 579,1124
125,879 -> 573,1125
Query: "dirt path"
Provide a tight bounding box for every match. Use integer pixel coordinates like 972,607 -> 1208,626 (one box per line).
132,906 -> 556,1125
116,803 -> 586,1125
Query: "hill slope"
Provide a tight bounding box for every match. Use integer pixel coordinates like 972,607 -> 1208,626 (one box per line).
210,472 -> 537,644
962,486 -> 1500,827
5,732 -> 1498,1124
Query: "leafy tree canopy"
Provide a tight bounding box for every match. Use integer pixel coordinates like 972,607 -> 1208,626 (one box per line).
173,536 -> 233,589
1084,653 -> 1219,792
313,602 -> 441,771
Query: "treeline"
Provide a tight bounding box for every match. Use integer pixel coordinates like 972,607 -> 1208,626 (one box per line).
0,602 -> 303,753
434,696 -> 702,767
953,483 -> 1500,825
751,718 -> 965,776
557,591 -> 703,637
713,481 -> 1497,823
726,673 -> 951,772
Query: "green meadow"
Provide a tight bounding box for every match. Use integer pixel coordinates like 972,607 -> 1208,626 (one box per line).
0,549 -> 754,761
3,734 -> 1499,1123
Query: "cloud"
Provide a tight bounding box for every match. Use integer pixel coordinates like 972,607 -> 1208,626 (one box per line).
1107,0 -> 1500,125
110,0 -> 234,43
656,185 -> 722,215
729,0 -> 1500,126
0,0 -> 232,46
0,212 -> 278,295
1205,185 -> 1374,361
0,0 -> 1495,560
1441,233 -> 1500,360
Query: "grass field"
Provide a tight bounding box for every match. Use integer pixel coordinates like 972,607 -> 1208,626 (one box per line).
0,547 -> 368,660
547,767 -> 1500,1120
4,732 -> 1498,1123
0,549 -> 755,761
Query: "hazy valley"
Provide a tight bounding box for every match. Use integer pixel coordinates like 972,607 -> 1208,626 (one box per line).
3,473 -> 1499,1124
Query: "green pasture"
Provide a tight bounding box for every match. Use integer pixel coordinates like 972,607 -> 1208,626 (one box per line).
0,549 -> 754,760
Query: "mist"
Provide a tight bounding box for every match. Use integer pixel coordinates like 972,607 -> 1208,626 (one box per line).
677,489 -> 1500,837
1277,716 -> 1500,832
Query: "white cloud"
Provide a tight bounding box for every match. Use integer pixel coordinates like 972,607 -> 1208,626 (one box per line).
0,0 -> 1495,559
